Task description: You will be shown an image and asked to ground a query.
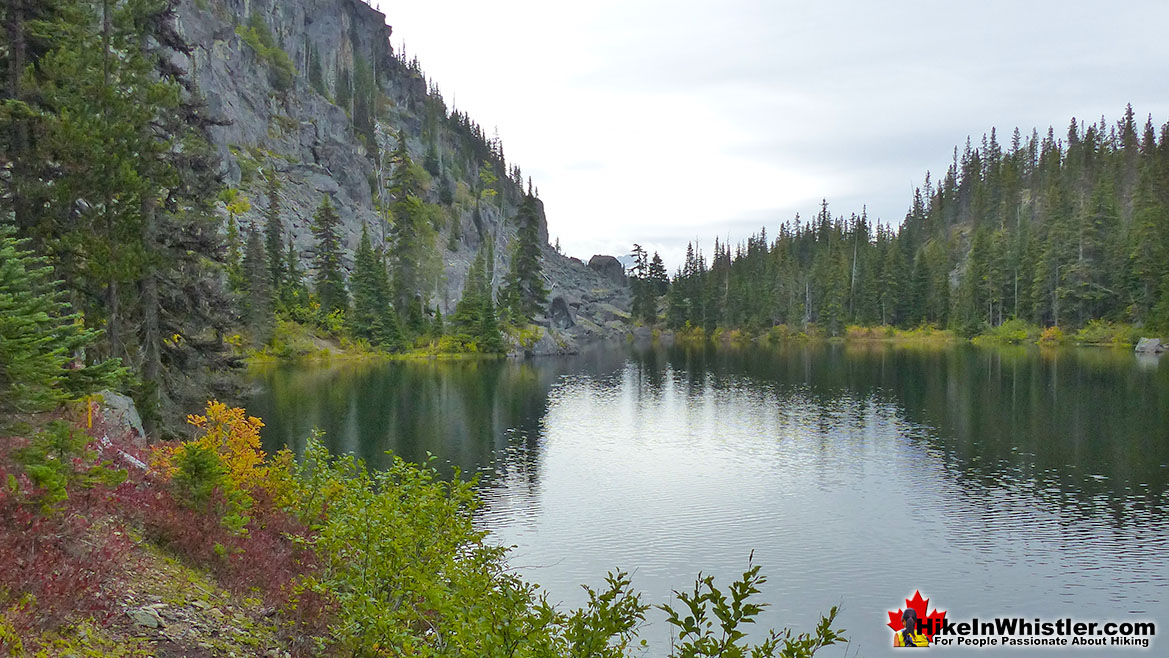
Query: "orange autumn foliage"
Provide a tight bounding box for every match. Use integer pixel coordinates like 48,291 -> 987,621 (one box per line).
154,401 -> 268,493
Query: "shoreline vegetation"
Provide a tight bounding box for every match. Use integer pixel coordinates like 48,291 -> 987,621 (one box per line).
0,399 -> 844,657
240,318 -> 553,365
240,317 -> 1152,368
647,318 -> 1148,349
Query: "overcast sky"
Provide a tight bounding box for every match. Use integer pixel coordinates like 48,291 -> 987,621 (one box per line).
373,0 -> 1169,269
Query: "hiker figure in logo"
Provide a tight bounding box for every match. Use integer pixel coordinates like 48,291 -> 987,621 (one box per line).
895,607 -> 929,647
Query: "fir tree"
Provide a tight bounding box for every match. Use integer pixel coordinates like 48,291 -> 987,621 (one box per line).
452,243 -> 503,351
1,0 -> 230,416
629,244 -> 656,324
349,223 -> 401,351
282,236 -> 309,311
501,195 -> 548,324
0,225 -> 124,415
311,197 -> 348,315
264,173 -> 286,295
243,226 -> 274,344
648,252 -> 669,295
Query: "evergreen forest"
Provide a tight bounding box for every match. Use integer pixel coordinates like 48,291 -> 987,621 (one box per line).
641,107 -> 1169,340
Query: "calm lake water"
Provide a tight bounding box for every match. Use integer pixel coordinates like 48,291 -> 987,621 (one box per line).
248,343 -> 1169,656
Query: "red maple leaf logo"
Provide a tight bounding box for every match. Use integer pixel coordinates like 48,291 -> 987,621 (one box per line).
887,590 -> 947,642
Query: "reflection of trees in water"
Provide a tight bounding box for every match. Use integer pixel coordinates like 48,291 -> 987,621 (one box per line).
633,342 -> 1169,522
248,346 -> 633,492
250,343 -> 1167,524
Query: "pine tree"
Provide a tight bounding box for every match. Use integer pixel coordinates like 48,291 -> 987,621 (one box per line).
348,224 -> 402,350
648,252 -> 669,295
387,132 -> 438,330
0,225 -> 124,415
350,224 -> 382,341
1,0 -> 230,417
478,294 -> 505,353
243,226 -> 274,345
452,243 -> 503,351
264,173 -> 286,295
500,195 -> 548,324
629,244 -> 656,324
311,197 -> 348,315
281,236 -> 309,311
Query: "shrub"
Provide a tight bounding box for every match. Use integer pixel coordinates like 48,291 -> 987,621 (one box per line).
1038,326 -> 1067,346
236,13 -> 296,92
1074,320 -> 1137,345
0,426 -> 133,633
171,442 -> 231,508
975,319 -> 1039,344
766,324 -> 794,342
661,557 -> 843,658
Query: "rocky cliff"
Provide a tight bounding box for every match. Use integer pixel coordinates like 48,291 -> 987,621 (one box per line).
172,0 -> 628,348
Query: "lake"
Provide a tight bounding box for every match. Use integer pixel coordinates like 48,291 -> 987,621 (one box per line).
247,343 -> 1169,656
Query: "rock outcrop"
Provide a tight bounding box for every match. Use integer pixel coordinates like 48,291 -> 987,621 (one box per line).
588,255 -> 626,284
1135,337 -> 1166,354
172,0 -> 628,345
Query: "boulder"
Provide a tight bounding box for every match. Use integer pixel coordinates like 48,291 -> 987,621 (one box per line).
588,255 -> 625,284
98,390 -> 145,444
528,329 -> 578,356
129,607 -> 163,629
1134,337 -> 1165,353
548,295 -> 575,329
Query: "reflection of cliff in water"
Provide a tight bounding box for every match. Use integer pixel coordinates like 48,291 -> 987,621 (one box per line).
247,345 -> 632,487
638,342 -> 1169,522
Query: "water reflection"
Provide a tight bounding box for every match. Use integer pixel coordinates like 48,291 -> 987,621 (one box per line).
247,343 -> 1169,656
249,347 -> 632,480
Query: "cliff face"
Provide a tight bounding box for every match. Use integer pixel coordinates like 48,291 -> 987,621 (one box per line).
172,0 -> 628,345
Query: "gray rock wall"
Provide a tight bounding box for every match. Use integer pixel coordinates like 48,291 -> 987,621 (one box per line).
173,0 -> 627,330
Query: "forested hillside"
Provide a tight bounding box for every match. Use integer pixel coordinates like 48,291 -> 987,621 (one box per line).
1,0 -> 625,429
652,106 -> 1169,338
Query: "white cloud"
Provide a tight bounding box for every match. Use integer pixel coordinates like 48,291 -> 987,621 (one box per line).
374,0 -> 1169,269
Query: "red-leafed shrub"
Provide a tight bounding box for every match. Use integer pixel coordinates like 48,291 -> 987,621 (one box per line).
0,463 -> 132,632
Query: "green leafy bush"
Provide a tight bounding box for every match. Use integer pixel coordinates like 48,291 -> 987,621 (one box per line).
974,319 -> 1039,345
272,436 -> 845,657
661,557 -> 843,657
1074,320 -> 1137,345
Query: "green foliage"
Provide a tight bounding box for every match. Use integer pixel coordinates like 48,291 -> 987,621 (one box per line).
277,435 -> 840,657
243,227 -> 275,345
351,225 -> 405,351
0,226 -> 124,416
660,558 -> 843,658
236,12 -> 296,92
14,421 -> 127,512
1074,319 -> 1138,345
264,174 -> 287,297
973,318 -> 1040,345
172,442 -> 231,509
629,244 -> 659,325
451,243 -> 505,352
387,134 -> 440,337
352,55 -> 379,155
501,195 -> 549,324
311,198 -> 349,316
2,0 -> 231,416
666,107 -> 1169,339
